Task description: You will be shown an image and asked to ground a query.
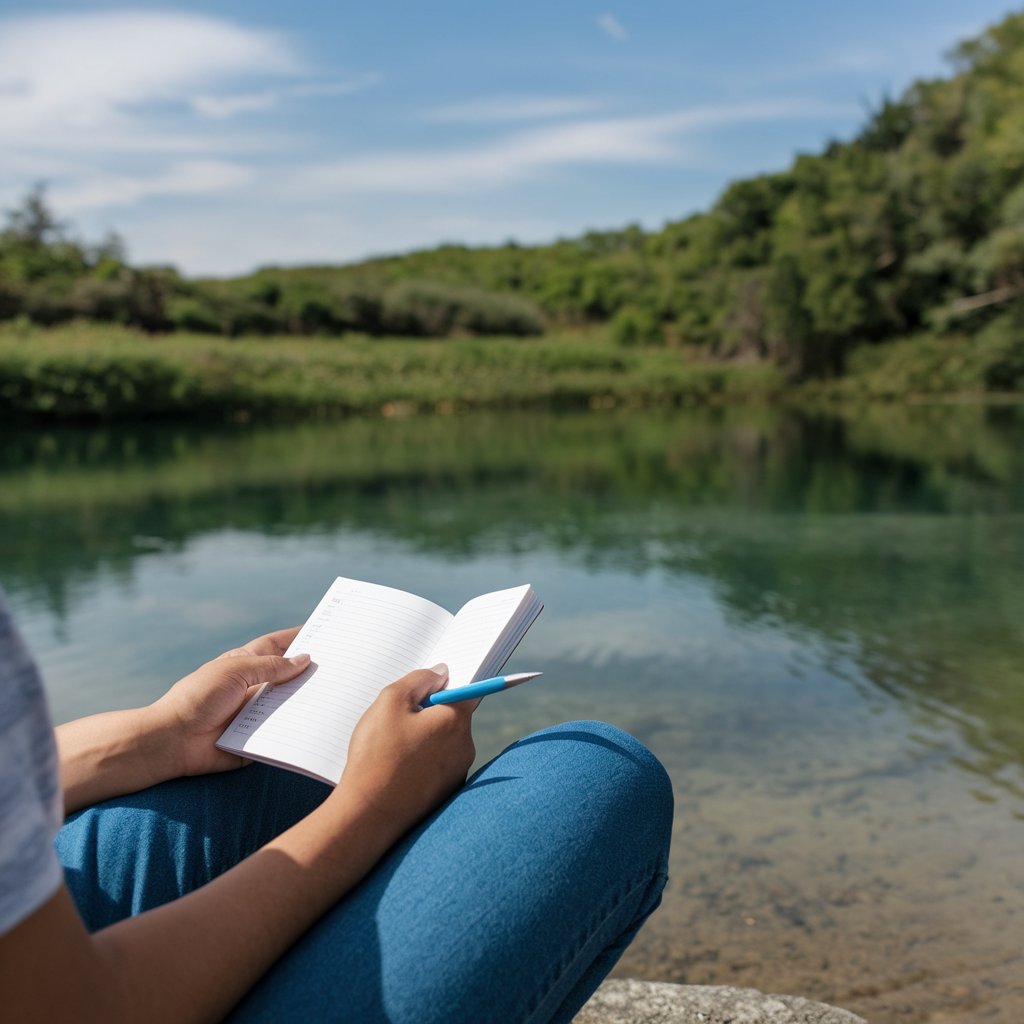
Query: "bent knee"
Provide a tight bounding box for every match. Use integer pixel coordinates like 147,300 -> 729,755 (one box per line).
503,719 -> 674,853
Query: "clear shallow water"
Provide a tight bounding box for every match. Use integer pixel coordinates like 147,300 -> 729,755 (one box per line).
2,405 -> 1023,1022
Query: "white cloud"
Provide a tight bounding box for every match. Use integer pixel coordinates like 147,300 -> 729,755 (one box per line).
727,18 -> 993,91
54,161 -> 255,213
298,99 -> 856,196
191,94 -> 281,120
193,74 -> 382,119
0,9 -> 378,241
597,13 -> 628,42
299,118 -> 661,195
0,8 -> 877,277
426,95 -> 604,124
0,11 -> 295,150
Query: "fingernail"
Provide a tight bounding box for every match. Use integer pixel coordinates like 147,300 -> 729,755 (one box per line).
290,653 -> 311,665
429,662 -> 449,678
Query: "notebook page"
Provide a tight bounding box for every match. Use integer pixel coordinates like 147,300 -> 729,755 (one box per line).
426,585 -> 532,687
217,578 -> 452,784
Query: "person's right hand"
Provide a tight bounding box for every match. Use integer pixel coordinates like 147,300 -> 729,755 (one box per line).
337,664 -> 476,845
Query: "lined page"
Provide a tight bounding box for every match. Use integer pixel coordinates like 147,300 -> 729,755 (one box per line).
217,578 -> 452,784
427,585 -> 532,686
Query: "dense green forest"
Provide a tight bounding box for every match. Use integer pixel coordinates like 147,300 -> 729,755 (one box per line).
2,10 -> 1023,385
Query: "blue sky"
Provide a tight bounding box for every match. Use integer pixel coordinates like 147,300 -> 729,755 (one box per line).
0,1 -> 1016,275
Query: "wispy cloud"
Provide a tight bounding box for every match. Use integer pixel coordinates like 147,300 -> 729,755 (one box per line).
426,95 -> 604,124
597,13 -> 629,42
0,5 -> 905,276
193,74 -> 382,119
0,10 -> 379,220
722,17 -> 993,91
300,117 -> 666,196
299,99 -> 856,196
0,7 -> 380,209
0,11 -> 294,148
54,160 -> 255,213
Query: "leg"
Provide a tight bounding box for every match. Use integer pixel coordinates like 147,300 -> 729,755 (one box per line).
56,764 -> 330,931
229,721 -> 673,1024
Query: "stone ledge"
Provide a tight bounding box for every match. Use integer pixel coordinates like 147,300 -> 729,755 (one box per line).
576,979 -> 867,1024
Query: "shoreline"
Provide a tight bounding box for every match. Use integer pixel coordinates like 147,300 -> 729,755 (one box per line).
1,324 -> 1021,424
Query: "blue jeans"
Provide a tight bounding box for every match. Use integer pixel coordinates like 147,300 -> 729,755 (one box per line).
56,721 -> 673,1024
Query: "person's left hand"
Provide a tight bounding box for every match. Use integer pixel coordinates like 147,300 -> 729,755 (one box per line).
151,627 -> 311,777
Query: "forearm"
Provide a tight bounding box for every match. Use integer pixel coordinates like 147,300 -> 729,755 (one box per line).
6,667 -> 472,1023
6,790 -> 398,1024
101,790 -> 395,1022
55,633 -> 310,815
56,706 -> 178,815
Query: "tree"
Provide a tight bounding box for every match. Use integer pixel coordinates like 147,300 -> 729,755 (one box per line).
4,184 -> 65,247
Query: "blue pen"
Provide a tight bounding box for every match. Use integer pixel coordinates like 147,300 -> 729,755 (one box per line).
424,672 -> 542,706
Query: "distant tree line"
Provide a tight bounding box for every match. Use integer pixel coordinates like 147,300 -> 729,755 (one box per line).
2,10 -> 1023,381
0,196 -> 546,339
330,11 -> 1024,378
0,190 -> 171,332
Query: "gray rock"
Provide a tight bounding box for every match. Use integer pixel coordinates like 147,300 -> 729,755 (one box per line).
575,979 -> 867,1024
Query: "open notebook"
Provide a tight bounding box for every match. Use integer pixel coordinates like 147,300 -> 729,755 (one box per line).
216,577 -> 543,785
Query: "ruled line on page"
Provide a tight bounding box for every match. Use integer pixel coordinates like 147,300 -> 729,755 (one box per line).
221,577 -> 454,780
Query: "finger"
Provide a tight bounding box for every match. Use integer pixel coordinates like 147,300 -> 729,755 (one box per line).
441,696 -> 480,719
423,693 -> 480,732
388,663 -> 449,709
242,627 -> 303,657
228,652 -> 311,689
220,627 -> 303,660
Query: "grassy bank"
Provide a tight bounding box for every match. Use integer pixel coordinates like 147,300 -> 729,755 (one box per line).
1,323 -> 1020,422
801,321 -> 1024,401
0,324 -> 783,421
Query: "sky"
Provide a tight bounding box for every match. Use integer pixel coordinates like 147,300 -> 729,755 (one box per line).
0,1 -> 1018,276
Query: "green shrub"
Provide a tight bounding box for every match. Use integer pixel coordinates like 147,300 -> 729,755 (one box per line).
381,281 -> 544,337
20,277 -> 75,326
67,270 -> 171,330
167,295 -> 221,334
168,284 -> 281,336
979,312 -> 1024,390
610,306 -> 664,347
0,274 -> 25,320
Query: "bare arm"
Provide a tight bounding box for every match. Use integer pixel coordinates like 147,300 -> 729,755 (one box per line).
56,628 -> 307,814
3,667 -> 474,1024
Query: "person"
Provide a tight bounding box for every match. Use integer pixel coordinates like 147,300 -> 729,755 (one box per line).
0,586 -> 673,1023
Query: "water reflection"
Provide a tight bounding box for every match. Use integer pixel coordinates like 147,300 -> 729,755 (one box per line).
3,404 -> 1024,1019
2,404 -> 1022,786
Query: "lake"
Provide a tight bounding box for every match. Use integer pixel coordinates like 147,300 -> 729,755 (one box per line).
2,403 -> 1022,1023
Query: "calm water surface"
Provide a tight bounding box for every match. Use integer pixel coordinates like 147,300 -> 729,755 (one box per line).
2,404 -> 1023,1023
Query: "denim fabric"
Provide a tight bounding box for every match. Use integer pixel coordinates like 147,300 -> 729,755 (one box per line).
57,720 -> 673,1024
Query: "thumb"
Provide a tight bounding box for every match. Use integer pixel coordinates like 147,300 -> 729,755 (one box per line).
232,652 -> 311,689
389,663 -> 450,708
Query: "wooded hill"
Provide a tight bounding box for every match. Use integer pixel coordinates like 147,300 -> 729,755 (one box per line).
2,10 -> 1023,384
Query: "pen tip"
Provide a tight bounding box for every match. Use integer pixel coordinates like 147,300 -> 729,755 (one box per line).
505,671 -> 542,686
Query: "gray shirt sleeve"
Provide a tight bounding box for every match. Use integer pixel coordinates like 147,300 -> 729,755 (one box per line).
0,587 -> 64,935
